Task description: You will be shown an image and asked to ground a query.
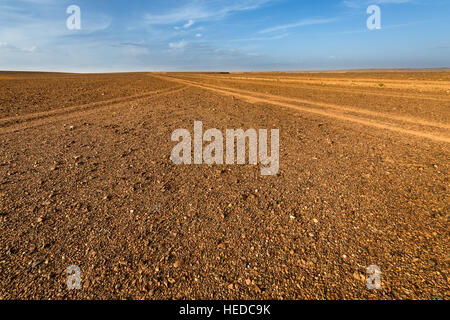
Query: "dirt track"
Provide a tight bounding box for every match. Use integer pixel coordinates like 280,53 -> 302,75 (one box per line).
0,71 -> 448,299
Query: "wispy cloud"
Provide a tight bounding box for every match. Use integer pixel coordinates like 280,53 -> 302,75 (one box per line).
169,40 -> 188,49
342,0 -> 413,8
0,42 -> 38,53
259,18 -> 337,34
183,19 -> 195,28
230,33 -> 289,42
110,41 -> 148,48
144,0 -> 273,25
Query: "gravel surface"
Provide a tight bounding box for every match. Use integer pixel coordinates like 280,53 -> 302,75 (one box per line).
0,71 -> 448,299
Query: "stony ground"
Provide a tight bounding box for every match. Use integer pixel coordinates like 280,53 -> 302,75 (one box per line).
0,71 -> 448,299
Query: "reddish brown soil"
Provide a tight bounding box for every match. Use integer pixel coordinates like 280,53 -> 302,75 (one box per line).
0,72 -> 179,118
0,71 -> 448,300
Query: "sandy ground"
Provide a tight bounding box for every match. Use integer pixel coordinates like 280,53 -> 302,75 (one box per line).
0,71 -> 448,299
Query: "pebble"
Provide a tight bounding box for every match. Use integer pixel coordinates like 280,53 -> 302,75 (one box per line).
353,272 -> 365,282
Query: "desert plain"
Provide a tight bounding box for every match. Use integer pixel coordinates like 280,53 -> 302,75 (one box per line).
0,70 -> 448,299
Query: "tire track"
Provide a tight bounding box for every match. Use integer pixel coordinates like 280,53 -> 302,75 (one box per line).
157,75 -> 450,143
213,75 -> 450,92
180,74 -> 450,102
0,86 -> 187,135
0,85 -> 185,128
176,76 -> 449,130
183,75 -> 450,102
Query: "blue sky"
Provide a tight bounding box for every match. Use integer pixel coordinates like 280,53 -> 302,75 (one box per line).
0,0 -> 449,72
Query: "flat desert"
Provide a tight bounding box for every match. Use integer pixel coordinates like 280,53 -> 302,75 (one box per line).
0,70 -> 448,299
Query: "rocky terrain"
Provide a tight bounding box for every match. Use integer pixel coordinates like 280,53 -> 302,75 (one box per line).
0,71 -> 448,299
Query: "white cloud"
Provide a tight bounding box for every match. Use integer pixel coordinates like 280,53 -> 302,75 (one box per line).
0,41 -> 38,53
230,33 -> 289,42
259,18 -> 337,34
144,0 -> 273,25
169,40 -> 188,49
342,0 -> 412,8
183,19 -> 195,28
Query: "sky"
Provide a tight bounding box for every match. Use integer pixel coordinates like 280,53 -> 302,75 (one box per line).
0,0 -> 449,72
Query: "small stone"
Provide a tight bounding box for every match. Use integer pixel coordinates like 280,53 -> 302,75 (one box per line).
31,259 -> 44,268
29,244 -> 36,253
353,272 -> 365,282
313,218 -> 318,224
245,279 -> 251,286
